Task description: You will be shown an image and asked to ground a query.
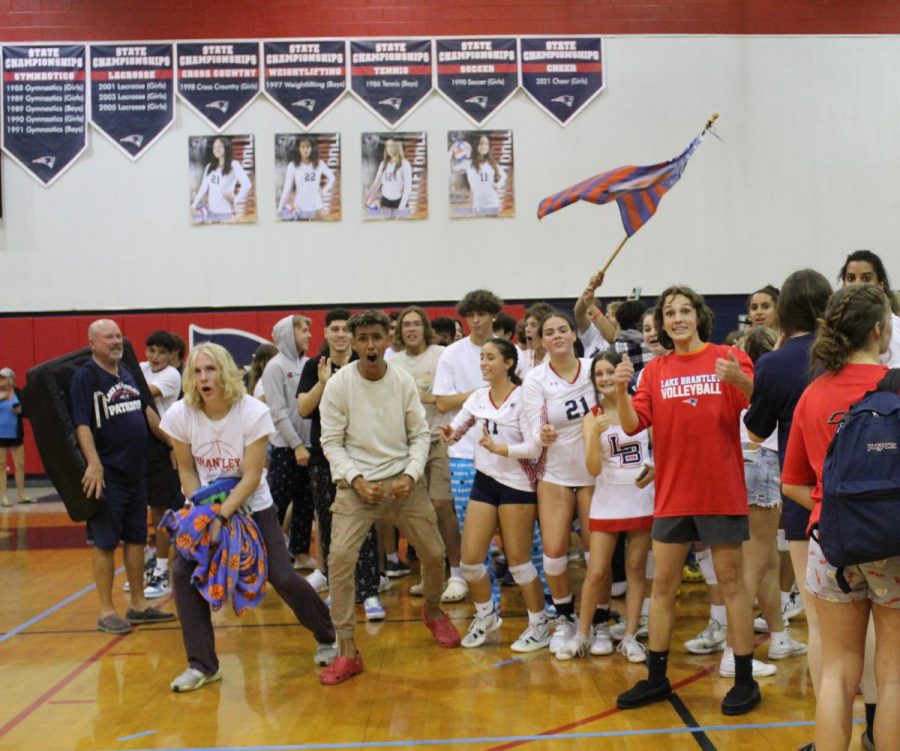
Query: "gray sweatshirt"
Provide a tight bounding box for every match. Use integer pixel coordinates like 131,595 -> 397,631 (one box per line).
261,315 -> 311,449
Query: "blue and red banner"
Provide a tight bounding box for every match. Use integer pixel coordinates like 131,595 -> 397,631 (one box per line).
176,42 -> 260,132
350,39 -> 433,128
519,37 -> 604,127
262,40 -> 347,129
1,44 -> 87,186
435,38 -> 518,126
89,43 -> 174,161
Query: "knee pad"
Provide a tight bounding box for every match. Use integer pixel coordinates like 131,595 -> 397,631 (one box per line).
542,554 -> 568,577
696,548 -> 717,585
460,562 -> 487,583
508,562 -> 537,585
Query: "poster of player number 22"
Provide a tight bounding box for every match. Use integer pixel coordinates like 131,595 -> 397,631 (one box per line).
448,130 -> 514,219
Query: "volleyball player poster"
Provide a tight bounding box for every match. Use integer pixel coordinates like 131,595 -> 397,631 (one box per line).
361,131 -> 428,221
188,135 -> 257,225
275,133 -> 341,221
448,130 -> 514,219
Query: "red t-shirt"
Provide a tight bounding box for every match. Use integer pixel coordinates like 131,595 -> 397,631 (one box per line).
781,363 -> 888,530
629,342 -> 753,517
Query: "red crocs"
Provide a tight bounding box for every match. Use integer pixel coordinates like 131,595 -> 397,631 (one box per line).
318,653 -> 364,685
422,605 -> 461,648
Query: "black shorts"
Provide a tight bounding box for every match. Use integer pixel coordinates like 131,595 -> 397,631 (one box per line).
86,471 -> 148,551
147,466 -> 184,511
781,498 -> 811,541
652,514 -> 749,546
380,196 -> 401,209
470,470 -> 536,507
0,437 -> 23,448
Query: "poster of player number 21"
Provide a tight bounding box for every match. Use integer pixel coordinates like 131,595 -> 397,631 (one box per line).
448,130 -> 514,219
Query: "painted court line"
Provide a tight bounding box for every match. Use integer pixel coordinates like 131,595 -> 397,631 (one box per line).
117,730 -> 157,742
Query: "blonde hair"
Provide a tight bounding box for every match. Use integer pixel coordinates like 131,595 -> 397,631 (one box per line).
182,343 -> 246,409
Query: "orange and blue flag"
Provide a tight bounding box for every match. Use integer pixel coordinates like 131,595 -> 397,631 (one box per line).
537,136 -> 701,236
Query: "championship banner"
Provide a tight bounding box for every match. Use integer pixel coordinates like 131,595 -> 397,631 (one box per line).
275,133 -> 341,221
1,44 -> 87,186
448,130 -> 514,219
519,37 -> 604,126
176,42 -> 259,132
362,131 -> 427,221
89,44 -> 174,161
435,38 -> 518,126
263,40 -> 347,129
189,134 -> 256,225
350,40 -> 432,128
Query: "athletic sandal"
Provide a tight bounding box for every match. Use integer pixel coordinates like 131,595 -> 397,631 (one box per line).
97,614 -> 132,634
171,667 -> 222,692
318,653 -> 364,685
616,678 -> 672,709
422,605 -> 461,647
126,606 -> 176,624
721,680 -> 761,715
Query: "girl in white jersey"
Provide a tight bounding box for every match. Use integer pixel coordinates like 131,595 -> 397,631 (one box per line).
521,311 -> 595,652
278,136 -> 336,220
440,338 -> 549,651
364,137 -> 412,212
451,134 -> 507,215
556,352 -> 654,663
191,137 -> 252,223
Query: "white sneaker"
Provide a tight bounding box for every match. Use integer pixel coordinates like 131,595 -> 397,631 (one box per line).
170,667 -> 222,692
719,646 -> 777,678
610,615 -> 649,642
305,569 -> 328,593
767,631 -> 808,660
511,620 -> 551,652
440,576 -> 468,603
408,580 -> 424,597
364,596 -> 386,621
548,615 -> 577,654
461,610 -> 502,648
378,575 -> 392,593
589,622 -> 613,655
555,632 -> 589,661
783,589 -> 804,621
684,618 -> 727,654
144,571 -> 170,599
616,634 -> 647,663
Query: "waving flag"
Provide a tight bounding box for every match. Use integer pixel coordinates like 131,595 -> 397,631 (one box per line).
537,121 -> 713,236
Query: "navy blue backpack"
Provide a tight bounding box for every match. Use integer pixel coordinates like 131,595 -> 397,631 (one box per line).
814,369 -> 900,593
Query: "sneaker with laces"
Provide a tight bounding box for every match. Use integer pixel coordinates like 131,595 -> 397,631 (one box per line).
511,620 -> 551,652
422,605 -> 461,647
144,570 -> 171,599
783,589 -> 804,621
385,559 -> 411,578
684,618 -> 727,654
555,632 -> 590,660
377,575 -> 392,593
767,631 -> 808,660
170,667 -> 222,692
408,580 -> 424,597
610,615 -> 649,642
314,642 -> 338,666
124,557 -> 155,593
590,622 -> 613,655
549,615 -> 577,654
616,634 -> 647,663
305,569 -> 328,593
719,646 -> 777,678
364,596 -> 386,621
461,610 -> 502,648
440,576 -> 468,603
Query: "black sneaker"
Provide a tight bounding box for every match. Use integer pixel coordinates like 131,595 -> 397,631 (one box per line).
616,679 -> 672,709
384,559 -> 411,578
721,680 -> 760,715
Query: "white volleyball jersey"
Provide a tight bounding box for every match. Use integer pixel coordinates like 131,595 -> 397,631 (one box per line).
280,160 -> 335,213
522,358 -> 594,487
590,413 -> 654,522
448,386 -> 542,492
465,162 -> 506,210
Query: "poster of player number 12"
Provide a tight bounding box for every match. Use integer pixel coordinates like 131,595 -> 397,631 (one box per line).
448,130 -> 514,219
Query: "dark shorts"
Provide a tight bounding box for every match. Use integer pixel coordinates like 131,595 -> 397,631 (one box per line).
781,497 -> 811,541
86,472 -> 148,551
652,514 -> 750,546
471,470 -> 537,507
0,438 -> 23,448
147,466 -> 184,511
380,196 -> 401,209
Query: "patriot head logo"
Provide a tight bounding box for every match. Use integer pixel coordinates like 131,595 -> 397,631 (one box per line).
292,98 -> 316,112
378,97 -> 402,111
120,134 -> 145,148
32,155 -> 56,169
682,398 -> 699,407
465,95 -> 489,110
205,100 -> 230,114
551,95 -> 575,108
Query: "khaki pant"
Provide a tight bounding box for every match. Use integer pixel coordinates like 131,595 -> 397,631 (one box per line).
329,475 -> 447,639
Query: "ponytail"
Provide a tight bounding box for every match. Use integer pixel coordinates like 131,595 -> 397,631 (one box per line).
485,336 -> 521,385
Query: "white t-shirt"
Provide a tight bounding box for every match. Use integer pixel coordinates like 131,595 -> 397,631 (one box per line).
391,345 -> 446,439
449,386 -> 541,492
433,336 -> 487,459
579,323 -> 610,358
140,362 -> 181,416
160,395 -> 275,513
883,312 -> 900,367
522,358 -> 595,487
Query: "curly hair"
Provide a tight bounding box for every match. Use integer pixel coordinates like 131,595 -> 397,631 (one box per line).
182,343 -> 246,410
653,286 -> 715,351
348,309 -> 390,335
457,289 -> 503,317
811,285 -> 889,372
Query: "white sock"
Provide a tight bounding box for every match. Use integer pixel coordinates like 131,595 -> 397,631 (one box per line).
450,566 -> 463,581
552,594 -> 573,605
641,597 -> 650,617
387,552 -> 399,564
154,558 -> 169,575
596,602 -> 610,612
711,604 -> 727,626
528,610 -> 548,625
475,600 -> 494,618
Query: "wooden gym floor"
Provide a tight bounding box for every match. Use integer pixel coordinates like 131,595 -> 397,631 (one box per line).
0,487 -> 870,751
